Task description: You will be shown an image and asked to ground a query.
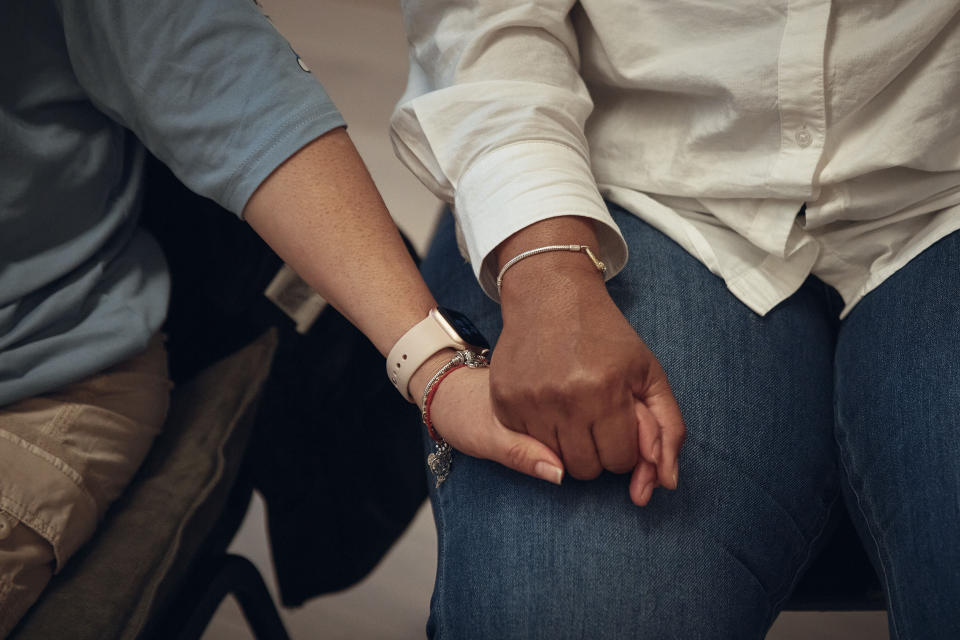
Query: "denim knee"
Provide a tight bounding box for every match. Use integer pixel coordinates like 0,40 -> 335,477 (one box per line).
420,206 -> 842,638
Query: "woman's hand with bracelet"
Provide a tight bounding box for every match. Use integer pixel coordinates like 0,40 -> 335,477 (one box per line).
409,349 -> 566,486
242,128 -> 565,489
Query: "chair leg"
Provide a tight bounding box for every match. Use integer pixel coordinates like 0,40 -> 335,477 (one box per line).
223,554 -> 292,640
171,554 -> 291,640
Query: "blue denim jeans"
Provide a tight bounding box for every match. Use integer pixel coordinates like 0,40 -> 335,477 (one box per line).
420,204 -> 960,640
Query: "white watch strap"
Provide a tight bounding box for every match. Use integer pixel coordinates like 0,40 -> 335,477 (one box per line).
387,308 -> 467,402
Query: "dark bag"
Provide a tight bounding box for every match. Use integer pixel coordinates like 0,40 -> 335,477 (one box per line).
141,155 -> 428,606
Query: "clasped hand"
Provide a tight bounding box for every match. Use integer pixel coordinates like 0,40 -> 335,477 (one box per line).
492,275 -> 685,505
427,268 -> 685,506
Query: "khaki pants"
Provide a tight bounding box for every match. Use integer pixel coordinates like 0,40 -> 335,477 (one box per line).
0,335 -> 171,637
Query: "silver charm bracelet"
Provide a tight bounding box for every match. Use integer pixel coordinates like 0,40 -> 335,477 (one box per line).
420,349 -> 489,487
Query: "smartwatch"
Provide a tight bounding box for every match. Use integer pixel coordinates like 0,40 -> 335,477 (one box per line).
387,307 -> 490,402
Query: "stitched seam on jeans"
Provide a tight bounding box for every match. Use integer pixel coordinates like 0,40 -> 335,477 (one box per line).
768,489 -> 841,618
686,437 -> 810,538
837,439 -> 901,638
684,434 -> 835,628
702,529 -> 770,597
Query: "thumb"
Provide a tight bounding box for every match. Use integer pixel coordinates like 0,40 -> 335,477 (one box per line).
484,426 -> 565,486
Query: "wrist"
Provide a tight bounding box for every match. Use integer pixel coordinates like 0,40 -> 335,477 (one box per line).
409,348 -> 460,409
494,216 -> 607,307
499,247 -> 606,297
386,307 -> 489,401
499,259 -> 611,329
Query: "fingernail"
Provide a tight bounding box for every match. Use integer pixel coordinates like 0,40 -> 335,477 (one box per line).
651,438 -> 662,463
640,482 -> 654,505
672,462 -> 679,490
534,461 -> 564,486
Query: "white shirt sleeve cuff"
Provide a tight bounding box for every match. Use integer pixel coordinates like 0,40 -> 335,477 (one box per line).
453,141 -> 628,300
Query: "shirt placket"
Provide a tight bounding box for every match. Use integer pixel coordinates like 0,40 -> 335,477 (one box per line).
768,0 -> 831,195
747,0 -> 831,259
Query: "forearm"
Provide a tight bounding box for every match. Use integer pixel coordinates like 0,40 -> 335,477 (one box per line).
243,127 -> 434,357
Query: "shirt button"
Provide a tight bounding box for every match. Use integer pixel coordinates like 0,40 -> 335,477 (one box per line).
795,127 -> 813,148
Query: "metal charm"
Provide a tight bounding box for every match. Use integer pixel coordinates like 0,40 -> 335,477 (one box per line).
427,439 -> 453,488
421,349 -> 489,489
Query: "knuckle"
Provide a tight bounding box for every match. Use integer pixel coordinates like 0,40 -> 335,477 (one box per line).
567,461 -> 603,481
528,384 -> 557,408
606,461 -> 634,475
604,453 -> 637,475
598,363 -> 627,388
524,420 -> 558,444
494,378 -> 559,411
563,371 -> 603,397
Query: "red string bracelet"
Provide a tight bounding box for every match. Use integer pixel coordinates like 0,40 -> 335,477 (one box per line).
421,363 -> 467,442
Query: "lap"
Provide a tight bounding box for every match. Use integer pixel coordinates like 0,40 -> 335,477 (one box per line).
0,334 -> 171,636
421,207 -> 841,639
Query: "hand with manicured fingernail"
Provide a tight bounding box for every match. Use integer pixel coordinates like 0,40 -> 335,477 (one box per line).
420,362 -> 566,485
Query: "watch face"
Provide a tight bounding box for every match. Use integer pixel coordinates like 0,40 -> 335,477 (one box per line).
437,306 -> 491,350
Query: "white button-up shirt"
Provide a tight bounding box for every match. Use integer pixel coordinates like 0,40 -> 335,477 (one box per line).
391,0 -> 960,317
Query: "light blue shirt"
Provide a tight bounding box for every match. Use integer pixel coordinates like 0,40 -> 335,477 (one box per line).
0,0 -> 345,405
